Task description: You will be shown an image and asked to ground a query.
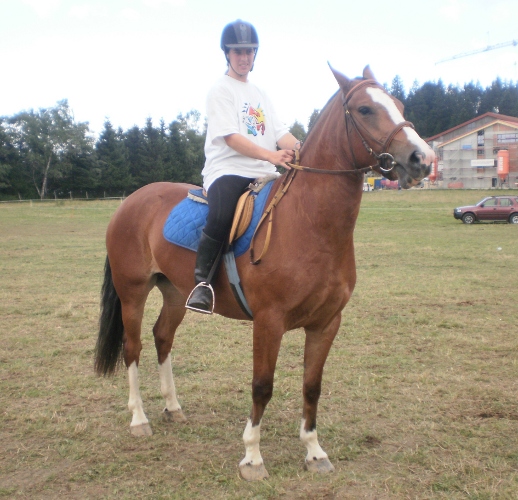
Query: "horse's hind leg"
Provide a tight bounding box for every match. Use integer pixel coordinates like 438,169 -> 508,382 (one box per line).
154,277 -> 187,423
120,288 -> 154,437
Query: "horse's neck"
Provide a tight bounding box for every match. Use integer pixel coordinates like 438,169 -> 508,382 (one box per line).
293,95 -> 364,222
284,101 -> 364,244
302,95 -> 347,172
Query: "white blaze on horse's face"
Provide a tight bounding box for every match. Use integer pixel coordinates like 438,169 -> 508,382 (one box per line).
366,87 -> 435,167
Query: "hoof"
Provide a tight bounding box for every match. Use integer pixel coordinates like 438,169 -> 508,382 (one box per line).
163,408 -> 187,423
130,423 -> 153,437
304,457 -> 335,474
239,462 -> 269,481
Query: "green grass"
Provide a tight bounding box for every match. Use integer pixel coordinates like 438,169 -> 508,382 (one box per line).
1,191 -> 517,498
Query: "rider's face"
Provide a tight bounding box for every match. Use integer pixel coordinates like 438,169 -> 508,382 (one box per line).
227,48 -> 255,78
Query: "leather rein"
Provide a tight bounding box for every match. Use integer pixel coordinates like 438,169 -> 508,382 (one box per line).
286,79 -> 415,175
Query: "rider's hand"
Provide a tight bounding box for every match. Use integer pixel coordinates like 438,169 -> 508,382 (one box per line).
268,149 -> 295,169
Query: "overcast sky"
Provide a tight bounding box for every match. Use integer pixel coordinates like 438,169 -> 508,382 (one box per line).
2,0 -> 518,136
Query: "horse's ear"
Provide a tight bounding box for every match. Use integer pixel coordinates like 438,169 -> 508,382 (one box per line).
363,65 -> 376,80
328,62 -> 351,90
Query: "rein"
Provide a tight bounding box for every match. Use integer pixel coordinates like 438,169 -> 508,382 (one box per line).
249,79 -> 414,265
286,152 -> 373,175
249,168 -> 297,265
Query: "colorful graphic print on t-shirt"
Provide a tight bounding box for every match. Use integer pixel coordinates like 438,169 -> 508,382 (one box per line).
242,103 -> 266,136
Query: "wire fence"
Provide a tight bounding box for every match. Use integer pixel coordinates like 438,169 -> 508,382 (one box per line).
0,194 -> 126,204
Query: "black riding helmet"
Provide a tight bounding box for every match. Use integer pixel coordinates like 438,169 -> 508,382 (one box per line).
220,20 -> 259,68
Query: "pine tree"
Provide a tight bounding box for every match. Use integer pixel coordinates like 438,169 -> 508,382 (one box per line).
138,118 -> 166,185
96,121 -> 132,196
389,75 -> 406,102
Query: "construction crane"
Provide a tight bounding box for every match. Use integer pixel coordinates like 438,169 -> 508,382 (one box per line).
436,39 -> 518,65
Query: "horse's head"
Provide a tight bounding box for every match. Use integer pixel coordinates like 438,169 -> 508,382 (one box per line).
330,65 -> 435,188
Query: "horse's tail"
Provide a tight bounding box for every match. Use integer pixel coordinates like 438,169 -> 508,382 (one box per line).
94,256 -> 124,376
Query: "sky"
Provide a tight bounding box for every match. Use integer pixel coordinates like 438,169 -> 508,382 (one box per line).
1,0 -> 518,137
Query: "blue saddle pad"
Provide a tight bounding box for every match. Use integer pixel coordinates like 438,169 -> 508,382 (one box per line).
163,180 -> 274,257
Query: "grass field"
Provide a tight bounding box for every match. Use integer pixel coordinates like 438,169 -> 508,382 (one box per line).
1,189 -> 517,499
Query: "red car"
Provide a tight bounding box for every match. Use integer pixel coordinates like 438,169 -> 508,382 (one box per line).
454,196 -> 518,224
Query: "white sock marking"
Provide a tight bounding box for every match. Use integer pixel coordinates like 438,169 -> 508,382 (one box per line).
300,418 -> 328,462
239,418 -> 263,467
158,353 -> 182,412
127,361 -> 149,427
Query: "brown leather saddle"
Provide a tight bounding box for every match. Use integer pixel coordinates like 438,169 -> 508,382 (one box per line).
188,174 -> 279,246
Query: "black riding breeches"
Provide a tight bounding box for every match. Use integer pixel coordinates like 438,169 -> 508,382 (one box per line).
204,175 -> 255,242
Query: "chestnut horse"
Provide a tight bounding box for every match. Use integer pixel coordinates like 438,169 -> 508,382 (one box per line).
94,66 -> 435,480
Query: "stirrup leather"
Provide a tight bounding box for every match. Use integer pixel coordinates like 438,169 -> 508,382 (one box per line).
185,282 -> 215,314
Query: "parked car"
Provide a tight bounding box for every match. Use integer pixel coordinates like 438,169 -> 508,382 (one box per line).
453,196 -> 518,224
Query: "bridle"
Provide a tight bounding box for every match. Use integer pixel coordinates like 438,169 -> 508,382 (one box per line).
287,79 -> 415,175
250,80 -> 415,264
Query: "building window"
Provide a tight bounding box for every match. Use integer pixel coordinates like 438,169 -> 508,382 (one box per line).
497,133 -> 518,144
477,130 -> 485,146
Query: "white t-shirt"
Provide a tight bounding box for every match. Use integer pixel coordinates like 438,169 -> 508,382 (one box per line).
202,75 -> 289,191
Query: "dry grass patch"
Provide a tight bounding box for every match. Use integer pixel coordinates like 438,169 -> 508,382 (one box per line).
1,192 -> 517,498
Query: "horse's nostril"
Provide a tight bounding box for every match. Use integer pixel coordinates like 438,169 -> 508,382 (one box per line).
411,151 -> 423,164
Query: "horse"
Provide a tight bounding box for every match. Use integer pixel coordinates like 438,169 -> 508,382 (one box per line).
94,65 -> 435,481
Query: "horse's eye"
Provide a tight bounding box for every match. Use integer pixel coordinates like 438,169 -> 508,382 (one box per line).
358,106 -> 371,115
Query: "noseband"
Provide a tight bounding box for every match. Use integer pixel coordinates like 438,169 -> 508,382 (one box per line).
288,79 -> 414,175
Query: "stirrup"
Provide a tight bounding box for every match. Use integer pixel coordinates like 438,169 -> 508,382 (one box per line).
185,282 -> 215,314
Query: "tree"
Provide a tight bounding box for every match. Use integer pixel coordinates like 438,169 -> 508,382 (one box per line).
307,109 -> 321,134
166,111 -> 205,185
0,121 -> 13,192
479,78 -> 518,117
499,82 -> 518,117
137,118 -> 166,185
289,120 -> 306,142
124,125 -> 145,186
460,81 -> 483,120
6,100 -> 93,199
479,78 -> 505,114
2,77 -> 518,199
96,120 -> 131,195
406,80 -> 451,137
389,75 -> 406,102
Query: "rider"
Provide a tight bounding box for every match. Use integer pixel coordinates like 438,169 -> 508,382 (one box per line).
186,19 -> 300,314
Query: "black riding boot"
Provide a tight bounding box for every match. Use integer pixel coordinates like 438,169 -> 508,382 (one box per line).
185,231 -> 224,314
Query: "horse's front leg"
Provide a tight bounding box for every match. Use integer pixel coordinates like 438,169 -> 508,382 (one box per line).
300,314 -> 341,473
239,317 -> 284,481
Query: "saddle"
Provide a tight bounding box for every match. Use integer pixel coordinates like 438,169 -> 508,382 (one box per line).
187,174 -> 279,245
163,172 -> 292,319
